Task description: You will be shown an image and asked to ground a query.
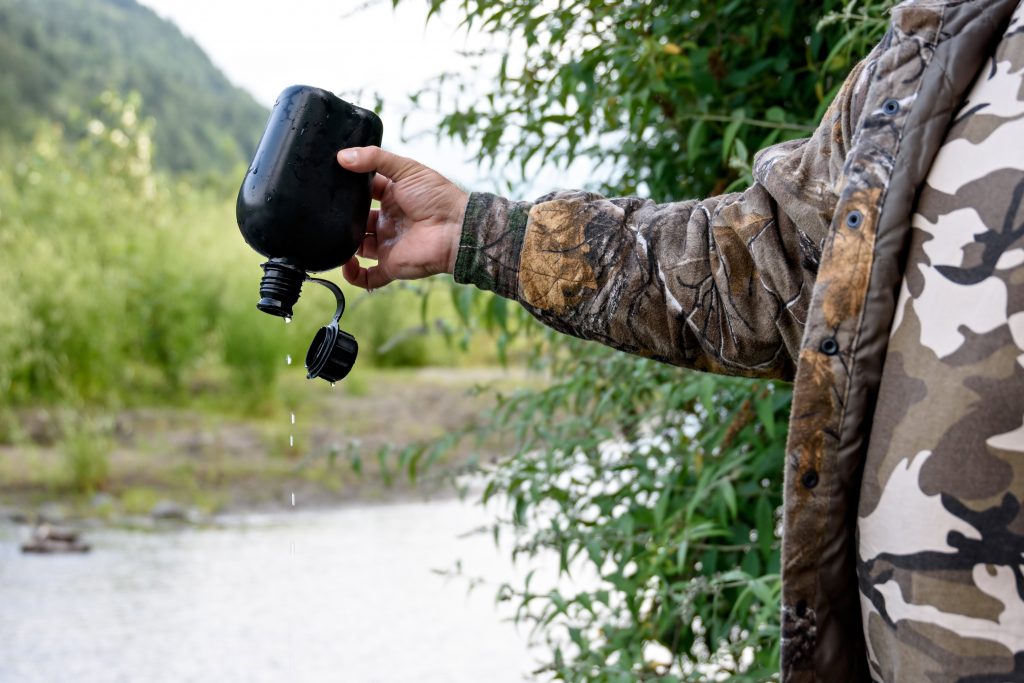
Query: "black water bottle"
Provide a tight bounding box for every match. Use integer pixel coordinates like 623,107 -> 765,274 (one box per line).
237,85 -> 383,318
236,85 -> 382,383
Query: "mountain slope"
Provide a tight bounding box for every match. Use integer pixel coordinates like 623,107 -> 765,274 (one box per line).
0,0 -> 268,173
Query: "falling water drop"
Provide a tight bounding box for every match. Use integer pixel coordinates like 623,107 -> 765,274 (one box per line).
291,492 -> 296,506
284,317 -> 292,325
286,354 -> 292,365
330,382 -> 336,388
290,412 -> 295,425
289,435 -> 294,447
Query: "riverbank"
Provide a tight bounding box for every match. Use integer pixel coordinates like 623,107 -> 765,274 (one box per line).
0,367 -> 532,526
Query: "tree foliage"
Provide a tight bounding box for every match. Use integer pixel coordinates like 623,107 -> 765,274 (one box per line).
395,0 -> 894,679
0,92 -> 275,407
413,0 -> 891,200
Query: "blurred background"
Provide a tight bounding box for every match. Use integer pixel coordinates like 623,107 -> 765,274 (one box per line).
0,1 -> 545,680
0,1 -> 893,681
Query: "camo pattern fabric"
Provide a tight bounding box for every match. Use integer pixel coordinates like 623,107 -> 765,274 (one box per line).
856,5 -> 1024,681
454,56 -> 869,380
452,1 -> 1022,680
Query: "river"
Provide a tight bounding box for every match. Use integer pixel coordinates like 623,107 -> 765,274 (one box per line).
0,498 -> 541,682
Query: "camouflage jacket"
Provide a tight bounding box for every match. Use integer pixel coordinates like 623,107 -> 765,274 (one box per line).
452,0 -> 1023,680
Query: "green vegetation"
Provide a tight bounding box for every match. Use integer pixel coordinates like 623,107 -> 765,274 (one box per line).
0,1 -> 499,504
0,86 -> 483,406
0,88 -> 495,496
0,0 -> 267,174
395,0 -> 894,680
0,92 -> 271,410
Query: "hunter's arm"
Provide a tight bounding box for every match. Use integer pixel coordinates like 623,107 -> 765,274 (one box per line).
454,60 -> 870,381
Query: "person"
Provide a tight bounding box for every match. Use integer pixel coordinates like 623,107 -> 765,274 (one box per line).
336,0 -> 1024,680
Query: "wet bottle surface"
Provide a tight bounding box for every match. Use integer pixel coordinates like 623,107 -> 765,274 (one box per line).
236,85 -> 382,383
237,85 -> 383,317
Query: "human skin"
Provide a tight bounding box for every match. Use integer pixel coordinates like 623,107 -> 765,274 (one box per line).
336,146 -> 468,290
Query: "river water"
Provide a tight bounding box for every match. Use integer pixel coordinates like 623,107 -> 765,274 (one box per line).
0,499 -> 540,682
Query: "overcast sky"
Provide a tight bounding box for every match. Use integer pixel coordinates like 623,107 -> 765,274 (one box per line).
138,0 -> 591,194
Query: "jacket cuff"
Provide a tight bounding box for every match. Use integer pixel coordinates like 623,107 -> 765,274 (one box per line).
453,192 -> 531,300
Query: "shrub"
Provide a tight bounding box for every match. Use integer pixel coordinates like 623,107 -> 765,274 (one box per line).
0,95 -> 477,414
393,0 -> 895,679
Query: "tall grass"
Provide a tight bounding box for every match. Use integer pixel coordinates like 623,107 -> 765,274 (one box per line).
0,93 -> 477,422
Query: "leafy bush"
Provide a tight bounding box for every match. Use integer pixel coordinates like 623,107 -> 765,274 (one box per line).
394,0 -> 894,679
0,91 -> 473,419
0,92 -> 247,404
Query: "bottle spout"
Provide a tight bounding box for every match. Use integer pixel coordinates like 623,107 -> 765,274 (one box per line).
257,259 -> 306,318
254,263 -> 358,382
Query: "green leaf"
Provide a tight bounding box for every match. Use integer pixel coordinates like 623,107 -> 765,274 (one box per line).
686,118 -> 707,165
722,108 -> 745,162
756,495 -> 775,557
756,396 -> 776,439
719,479 -> 738,519
676,540 -> 689,572
741,548 -> 762,576
453,285 -> 474,325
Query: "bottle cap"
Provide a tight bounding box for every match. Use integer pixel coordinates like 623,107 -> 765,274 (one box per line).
305,323 -> 358,383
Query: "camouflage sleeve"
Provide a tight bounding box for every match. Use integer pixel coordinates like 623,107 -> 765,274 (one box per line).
453,59 -> 869,381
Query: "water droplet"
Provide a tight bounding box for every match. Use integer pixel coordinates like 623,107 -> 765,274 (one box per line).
286,354 -> 292,365
290,413 -> 295,425
291,492 -> 296,506
289,435 -> 294,447
265,193 -> 274,203
284,317 -> 292,324
330,382 -> 336,388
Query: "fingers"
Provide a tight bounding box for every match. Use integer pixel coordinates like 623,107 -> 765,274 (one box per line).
365,207 -> 379,234
342,257 -> 393,290
372,174 -> 390,200
355,206 -> 403,261
337,146 -> 425,183
342,257 -> 362,285
356,231 -> 378,260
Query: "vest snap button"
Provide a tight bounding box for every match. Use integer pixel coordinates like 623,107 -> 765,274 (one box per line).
882,98 -> 900,115
819,337 -> 839,356
845,210 -> 863,229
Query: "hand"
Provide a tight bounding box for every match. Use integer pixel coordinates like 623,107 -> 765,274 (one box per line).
336,146 -> 468,290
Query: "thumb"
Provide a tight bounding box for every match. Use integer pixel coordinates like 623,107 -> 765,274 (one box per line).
337,146 -> 424,183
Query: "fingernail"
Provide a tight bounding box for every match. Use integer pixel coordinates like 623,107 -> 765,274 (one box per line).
339,149 -> 358,164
